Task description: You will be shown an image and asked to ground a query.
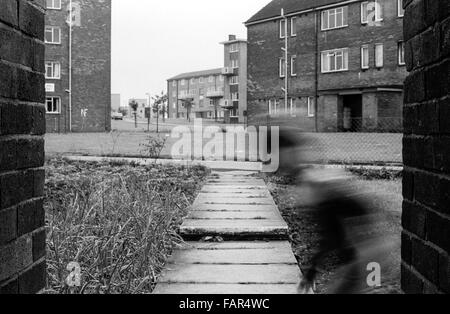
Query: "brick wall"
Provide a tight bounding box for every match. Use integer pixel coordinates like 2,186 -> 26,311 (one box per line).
402,0 -> 450,294
0,0 -> 46,294
45,0 -> 111,133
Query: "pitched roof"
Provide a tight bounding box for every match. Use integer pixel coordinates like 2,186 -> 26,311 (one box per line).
168,68 -> 223,81
246,0 -> 347,25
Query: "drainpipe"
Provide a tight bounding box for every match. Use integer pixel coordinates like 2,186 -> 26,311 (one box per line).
68,0 -> 73,132
281,9 -> 288,116
314,10 -> 319,132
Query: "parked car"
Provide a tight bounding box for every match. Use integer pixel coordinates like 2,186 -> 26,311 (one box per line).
112,112 -> 124,120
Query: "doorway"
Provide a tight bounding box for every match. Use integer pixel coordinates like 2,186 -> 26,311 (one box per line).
341,94 -> 363,132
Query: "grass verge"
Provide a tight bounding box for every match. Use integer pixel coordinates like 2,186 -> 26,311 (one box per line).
44,158 -> 209,294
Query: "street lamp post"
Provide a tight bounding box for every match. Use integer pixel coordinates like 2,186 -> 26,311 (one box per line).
145,93 -> 152,132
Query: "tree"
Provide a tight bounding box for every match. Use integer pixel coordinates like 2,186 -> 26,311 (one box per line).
180,98 -> 194,123
129,100 -> 139,128
152,92 -> 168,134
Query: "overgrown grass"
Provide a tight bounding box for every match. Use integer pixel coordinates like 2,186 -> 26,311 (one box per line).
44,158 -> 209,294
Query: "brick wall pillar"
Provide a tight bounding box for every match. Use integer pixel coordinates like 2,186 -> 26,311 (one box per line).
402,0 -> 450,294
0,0 -> 46,294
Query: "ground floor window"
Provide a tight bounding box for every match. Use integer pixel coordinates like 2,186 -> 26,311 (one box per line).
308,97 -> 316,117
46,97 -> 61,114
269,99 -> 279,116
290,98 -> 297,117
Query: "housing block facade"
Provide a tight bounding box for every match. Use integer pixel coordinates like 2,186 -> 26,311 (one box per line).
168,35 -> 248,124
402,0 -> 450,294
0,0 -> 47,294
246,0 -> 408,132
44,0 -> 111,133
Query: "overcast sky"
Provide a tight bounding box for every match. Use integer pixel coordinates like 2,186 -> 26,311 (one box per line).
111,0 -> 271,105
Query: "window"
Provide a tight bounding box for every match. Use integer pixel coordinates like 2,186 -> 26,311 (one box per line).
172,81 -> 176,87
230,76 -> 239,85
269,99 -> 279,116
230,43 -> 239,52
231,92 -> 239,100
361,1 -> 383,24
361,45 -> 370,69
290,99 -> 297,116
181,79 -> 186,86
219,75 -> 224,82
172,91 -> 176,97
199,88 -> 205,96
291,56 -> 297,76
279,58 -> 286,77
231,59 -> 239,68
308,97 -> 316,117
198,77 -> 203,83
45,62 -> 61,79
398,41 -> 405,66
375,43 -> 384,68
208,76 -> 214,83
46,97 -> 60,114
321,49 -> 349,72
398,0 -> 405,17
190,78 -> 196,84
279,19 -> 286,38
173,103 -> 177,109
322,6 -> 348,30
46,0 -> 61,9
45,26 -> 61,44
291,17 -> 297,36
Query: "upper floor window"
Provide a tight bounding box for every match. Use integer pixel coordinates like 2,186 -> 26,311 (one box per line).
199,77 -> 204,83
291,56 -> 297,76
279,58 -> 286,78
398,0 -> 405,17
231,92 -> 239,100
172,81 -> 176,87
219,75 -> 224,82
321,6 -> 348,31
230,43 -> 239,52
190,78 -> 196,84
291,17 -> 297,36
46,0 -> 61,9
321,48 -> 349,73
279,19 -> 287,38
398,41 -> 406,66
45,26 -> 61,44
361,45 -> 370,69
375,43 -> 384,68
361,1 -> 383,24
45,61 -> 61,79
208,76 -> 214,83
231,59 -> 239,68
46,97 -> 61,114
181,79 -> 186,86
230,76 -> 239,85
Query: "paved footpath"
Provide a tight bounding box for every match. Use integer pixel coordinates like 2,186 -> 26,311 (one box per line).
153,171 -> 302,294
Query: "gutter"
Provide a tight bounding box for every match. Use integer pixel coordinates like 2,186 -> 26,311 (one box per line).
244,0 -> 362,27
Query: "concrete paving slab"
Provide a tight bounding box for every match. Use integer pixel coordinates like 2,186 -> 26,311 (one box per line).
153,283 -> 299,294
180,219 -> 288,238
201,186 -> 267,193
180,241 -> 292,250
187,210 -> 280,220
167,248 -> 297,265
194,197 -> 275,205
193,204 -> 279,212
158,264 -> 300,284
199,192 -> 271,198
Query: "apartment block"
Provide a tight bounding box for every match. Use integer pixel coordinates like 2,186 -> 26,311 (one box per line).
44,0 -> 111,133
246,0 -> 407,132
167,35 -> 248,124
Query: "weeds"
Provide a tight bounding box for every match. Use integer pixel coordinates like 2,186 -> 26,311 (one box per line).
44,158 -> 209,294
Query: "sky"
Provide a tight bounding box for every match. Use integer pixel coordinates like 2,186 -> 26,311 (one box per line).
111,0 -> 271,106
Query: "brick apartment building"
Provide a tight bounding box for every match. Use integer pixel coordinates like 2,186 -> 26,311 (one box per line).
167,35 -> 248,124
44,0 -> 111,133
246,0 -> 408,132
